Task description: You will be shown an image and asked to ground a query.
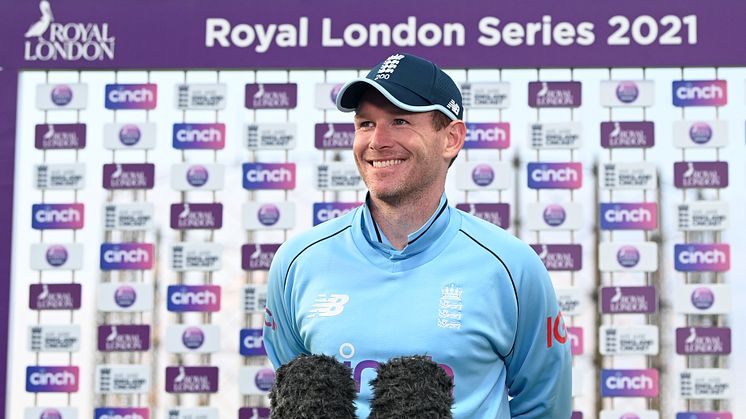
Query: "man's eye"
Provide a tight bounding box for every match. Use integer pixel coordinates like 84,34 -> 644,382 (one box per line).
357,121 -> 373,129
393,119 -> 408,126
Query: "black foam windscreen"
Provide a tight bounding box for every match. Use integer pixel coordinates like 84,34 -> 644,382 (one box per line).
369,355 -> 454,419
269,354 -> 357,419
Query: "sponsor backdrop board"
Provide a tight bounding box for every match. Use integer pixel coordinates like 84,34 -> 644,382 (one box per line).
1,1 -> 745,418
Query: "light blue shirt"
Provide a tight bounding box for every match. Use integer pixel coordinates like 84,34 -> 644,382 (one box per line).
264,194 -> 572,418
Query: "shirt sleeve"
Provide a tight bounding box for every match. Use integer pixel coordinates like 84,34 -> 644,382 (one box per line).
505,250 -> 573,418
263,251 -> 308,368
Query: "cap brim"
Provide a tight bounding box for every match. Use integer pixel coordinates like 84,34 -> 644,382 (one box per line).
335,78 -> 458,121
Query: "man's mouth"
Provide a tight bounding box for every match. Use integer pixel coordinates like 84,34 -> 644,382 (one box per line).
371,159 -> 404,168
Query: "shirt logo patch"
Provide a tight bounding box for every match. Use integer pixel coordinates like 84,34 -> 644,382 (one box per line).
438,283 -> 463,329
308,293 -> 350,318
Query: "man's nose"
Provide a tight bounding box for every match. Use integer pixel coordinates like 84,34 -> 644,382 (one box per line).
368,124 -> 394,149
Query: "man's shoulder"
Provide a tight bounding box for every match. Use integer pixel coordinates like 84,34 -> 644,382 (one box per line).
454,208 -> 538,263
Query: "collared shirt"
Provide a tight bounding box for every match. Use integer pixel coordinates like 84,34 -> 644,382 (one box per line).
264,194 -> 572,418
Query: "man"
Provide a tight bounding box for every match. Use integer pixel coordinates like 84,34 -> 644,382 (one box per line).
264,53 -> 572,418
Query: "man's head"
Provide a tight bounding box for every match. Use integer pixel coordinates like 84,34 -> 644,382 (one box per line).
335,54 -> 466,205
336,53 -> 464,122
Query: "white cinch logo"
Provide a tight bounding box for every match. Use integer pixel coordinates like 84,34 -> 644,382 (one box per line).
374,54 -> 405,80
308,293 -> 349,318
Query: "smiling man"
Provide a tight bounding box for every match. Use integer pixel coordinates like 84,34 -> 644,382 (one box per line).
263,53 -> 572,418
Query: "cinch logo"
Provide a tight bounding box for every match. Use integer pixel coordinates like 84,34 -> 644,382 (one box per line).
337,343 -> 455,392
24,0 -> 115,61
167,285 -> 221,312
546,312 -> 567,348
240,328 -> 266,356
675,244 -> 730,272
601,369 -> 658,397
26,366 -> 79,392
105,84 -> 157,110
675,413 -> 733,419
94,407 -> 149,419
616,81 -> 639,103
464,123 -> 510,149
173,123 -> 226,150
527,162 -> 582,189
32,203 -> 84,229
100,243 -> 154,270
313,202 -> 360,225
600,203 -> 657,230
243,163 -> 296,190
673,80 -> 727,107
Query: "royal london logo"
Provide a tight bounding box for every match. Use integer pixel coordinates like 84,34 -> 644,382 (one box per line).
307,293 -> 349,318
24,0 -> 115,62
438,283 -> 463,330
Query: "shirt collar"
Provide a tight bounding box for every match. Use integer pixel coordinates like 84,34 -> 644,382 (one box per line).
360,192 -> 450,259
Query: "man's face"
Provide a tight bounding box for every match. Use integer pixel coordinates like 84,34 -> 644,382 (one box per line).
353,90 -> 451,205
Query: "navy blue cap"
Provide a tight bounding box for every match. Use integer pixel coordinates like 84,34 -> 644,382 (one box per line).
336,53 -> 463,121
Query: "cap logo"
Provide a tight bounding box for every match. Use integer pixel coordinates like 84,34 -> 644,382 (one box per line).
374,54 -> 405,80
447,99 -> 460,116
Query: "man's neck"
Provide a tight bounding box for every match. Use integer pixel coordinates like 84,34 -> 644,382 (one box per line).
368,190 -> 443,250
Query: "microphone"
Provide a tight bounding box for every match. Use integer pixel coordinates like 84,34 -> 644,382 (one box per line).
369,355 -> 454,419
269,354 -> 357,419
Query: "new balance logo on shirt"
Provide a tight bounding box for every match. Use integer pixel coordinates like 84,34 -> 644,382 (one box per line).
308,293 -> 350,318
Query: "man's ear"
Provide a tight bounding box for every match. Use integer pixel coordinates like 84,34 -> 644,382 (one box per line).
443,120 -> 466,160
